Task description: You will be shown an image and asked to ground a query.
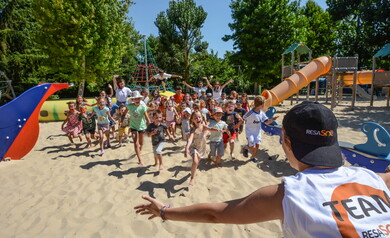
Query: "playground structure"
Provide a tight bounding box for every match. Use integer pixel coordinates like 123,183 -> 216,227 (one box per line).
266,43 -> 390,111
262,108 -> 390,173
0,83 -> 69,162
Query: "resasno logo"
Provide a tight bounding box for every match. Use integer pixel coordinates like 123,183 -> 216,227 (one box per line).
306,129 -> 334,137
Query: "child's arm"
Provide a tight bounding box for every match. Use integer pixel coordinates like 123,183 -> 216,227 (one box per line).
233,114 -> 244,130
264,116 -> 279,125
205,78 -> 213,90
145,126 -> 157,137
203,125 -> 224,133
185,132 -> 194,158
108,84 -> 114,97
182,81 -> 195,90
220,79 -> 234,90
88,111 -> 96,118
107,111 -> 117,125
173,108 -> 180,119
113,75 -> 119,90
61,118 -> 68,130
144,110 -> 151,125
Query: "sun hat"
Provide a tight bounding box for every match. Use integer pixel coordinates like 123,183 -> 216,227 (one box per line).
183,107 -> 192,114
131,91 -> 143,99
282,101 -> 343,168
213,107 -> 223,113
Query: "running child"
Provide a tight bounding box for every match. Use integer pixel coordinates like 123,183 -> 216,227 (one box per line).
165,99 -> 179,140
222,100 -> 243,160
234,99 -> 247,135
62,102 -> 83,144
127,91 -> 150,165
208,107 -> 230,167
242,96 -> 278,161
181,107 -> 192,141
185,111 -> 224,185
89,97 -> 117,154
117,105 -> 131,146
79,105 -> 97,148
146,110 -> 174,170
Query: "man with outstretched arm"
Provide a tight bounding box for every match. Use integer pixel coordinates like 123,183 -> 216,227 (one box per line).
135,101 -> 390,238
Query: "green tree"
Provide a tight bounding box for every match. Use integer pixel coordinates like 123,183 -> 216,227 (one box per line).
0,0 -> 44,94
155,0 -> 207,81
224,0 -> 307,88
326,0 -> 389,67
32,0 -> 138,95
301,0 -> 337,57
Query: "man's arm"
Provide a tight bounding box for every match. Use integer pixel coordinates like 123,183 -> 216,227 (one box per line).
378,173 -> 390,189
134,183 -> 284,224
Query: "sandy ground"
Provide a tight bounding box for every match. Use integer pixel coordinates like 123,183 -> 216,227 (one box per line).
0,96 -> 389,238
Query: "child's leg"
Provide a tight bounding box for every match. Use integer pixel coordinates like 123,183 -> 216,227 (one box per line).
157,154 -> 163,170
138,132 -> 144,151
153,153 -> 158,166
85,133 -> 92,147
161,81 -> 166,91
251,144 -> 260,158
99,129 -> 104,152
215,141 -> 224,166
190,153 -> 199,185
67,133 -> 75,144
105,129 -> 111,147
132,131 -> 144,165
118,128 -> 123,144
215,156 -> 222,166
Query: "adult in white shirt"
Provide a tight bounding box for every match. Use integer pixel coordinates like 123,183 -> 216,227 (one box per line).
205,77 -> 234,100
149,70 -> 182,92
135,101 -> 390,238
182,81 -> 208,97
113,75 -> 132,106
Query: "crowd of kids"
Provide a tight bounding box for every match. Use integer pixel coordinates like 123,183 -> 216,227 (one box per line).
61,76 -> 277,184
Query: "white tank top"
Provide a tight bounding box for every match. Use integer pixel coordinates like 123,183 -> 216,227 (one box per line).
282,166 -> 390,238
166,108 -> 175,121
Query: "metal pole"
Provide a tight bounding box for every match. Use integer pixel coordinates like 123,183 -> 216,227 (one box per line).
144,35 -> 149,87
370,57 -> 376,106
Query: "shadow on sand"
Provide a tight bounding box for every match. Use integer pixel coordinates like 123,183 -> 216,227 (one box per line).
136,174 -> 191,198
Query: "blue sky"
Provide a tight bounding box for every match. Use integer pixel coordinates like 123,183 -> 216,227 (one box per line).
128,0 -> 328,57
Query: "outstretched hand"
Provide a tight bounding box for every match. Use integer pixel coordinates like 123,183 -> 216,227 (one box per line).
134,195 -> 165,220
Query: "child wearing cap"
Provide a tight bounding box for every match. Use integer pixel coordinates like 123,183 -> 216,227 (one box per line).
222,100 -> 243,160
135,101 -> 390,237
208,107 -> 229,167
199,89 -> 207,101
127,91 -> 150,165
146,110 -> 174,170
181,107 -> 192,141
242,96 -> 277,161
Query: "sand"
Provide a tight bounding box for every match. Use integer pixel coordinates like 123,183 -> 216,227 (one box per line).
0,96 -> 389,238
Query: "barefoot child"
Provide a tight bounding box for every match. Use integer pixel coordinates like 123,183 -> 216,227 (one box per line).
79,106 -> 97,148
181,107 -> 192,141
222,100 -> 243,160
127,91 -> 150,165
117,105 -> 130,146
89,97 -> 117,154
242,96 -> 278,161
185,111 -> 223,185
146,110 -> 174,170
62,102 -> 83,144
208,107 -> 230,167
165,99 -> 179,140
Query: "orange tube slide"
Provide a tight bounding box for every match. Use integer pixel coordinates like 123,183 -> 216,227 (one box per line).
342,71 -> 373,86
262,56 -> 332,110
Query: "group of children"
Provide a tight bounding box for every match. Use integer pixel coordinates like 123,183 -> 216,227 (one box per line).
61,77 -> 277,185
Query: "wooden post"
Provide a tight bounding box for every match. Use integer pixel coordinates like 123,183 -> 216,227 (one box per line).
387,87 -> 390,107
281,54 -> 284,81
306,83 -> 310,100
315,77 -> 319,102
338,75 -> 343,104
351,54 -> 359,110
370,57 -> 376,106
331,56 -> 337,110
325,77 -> 330,103
77,55 -> 86,97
